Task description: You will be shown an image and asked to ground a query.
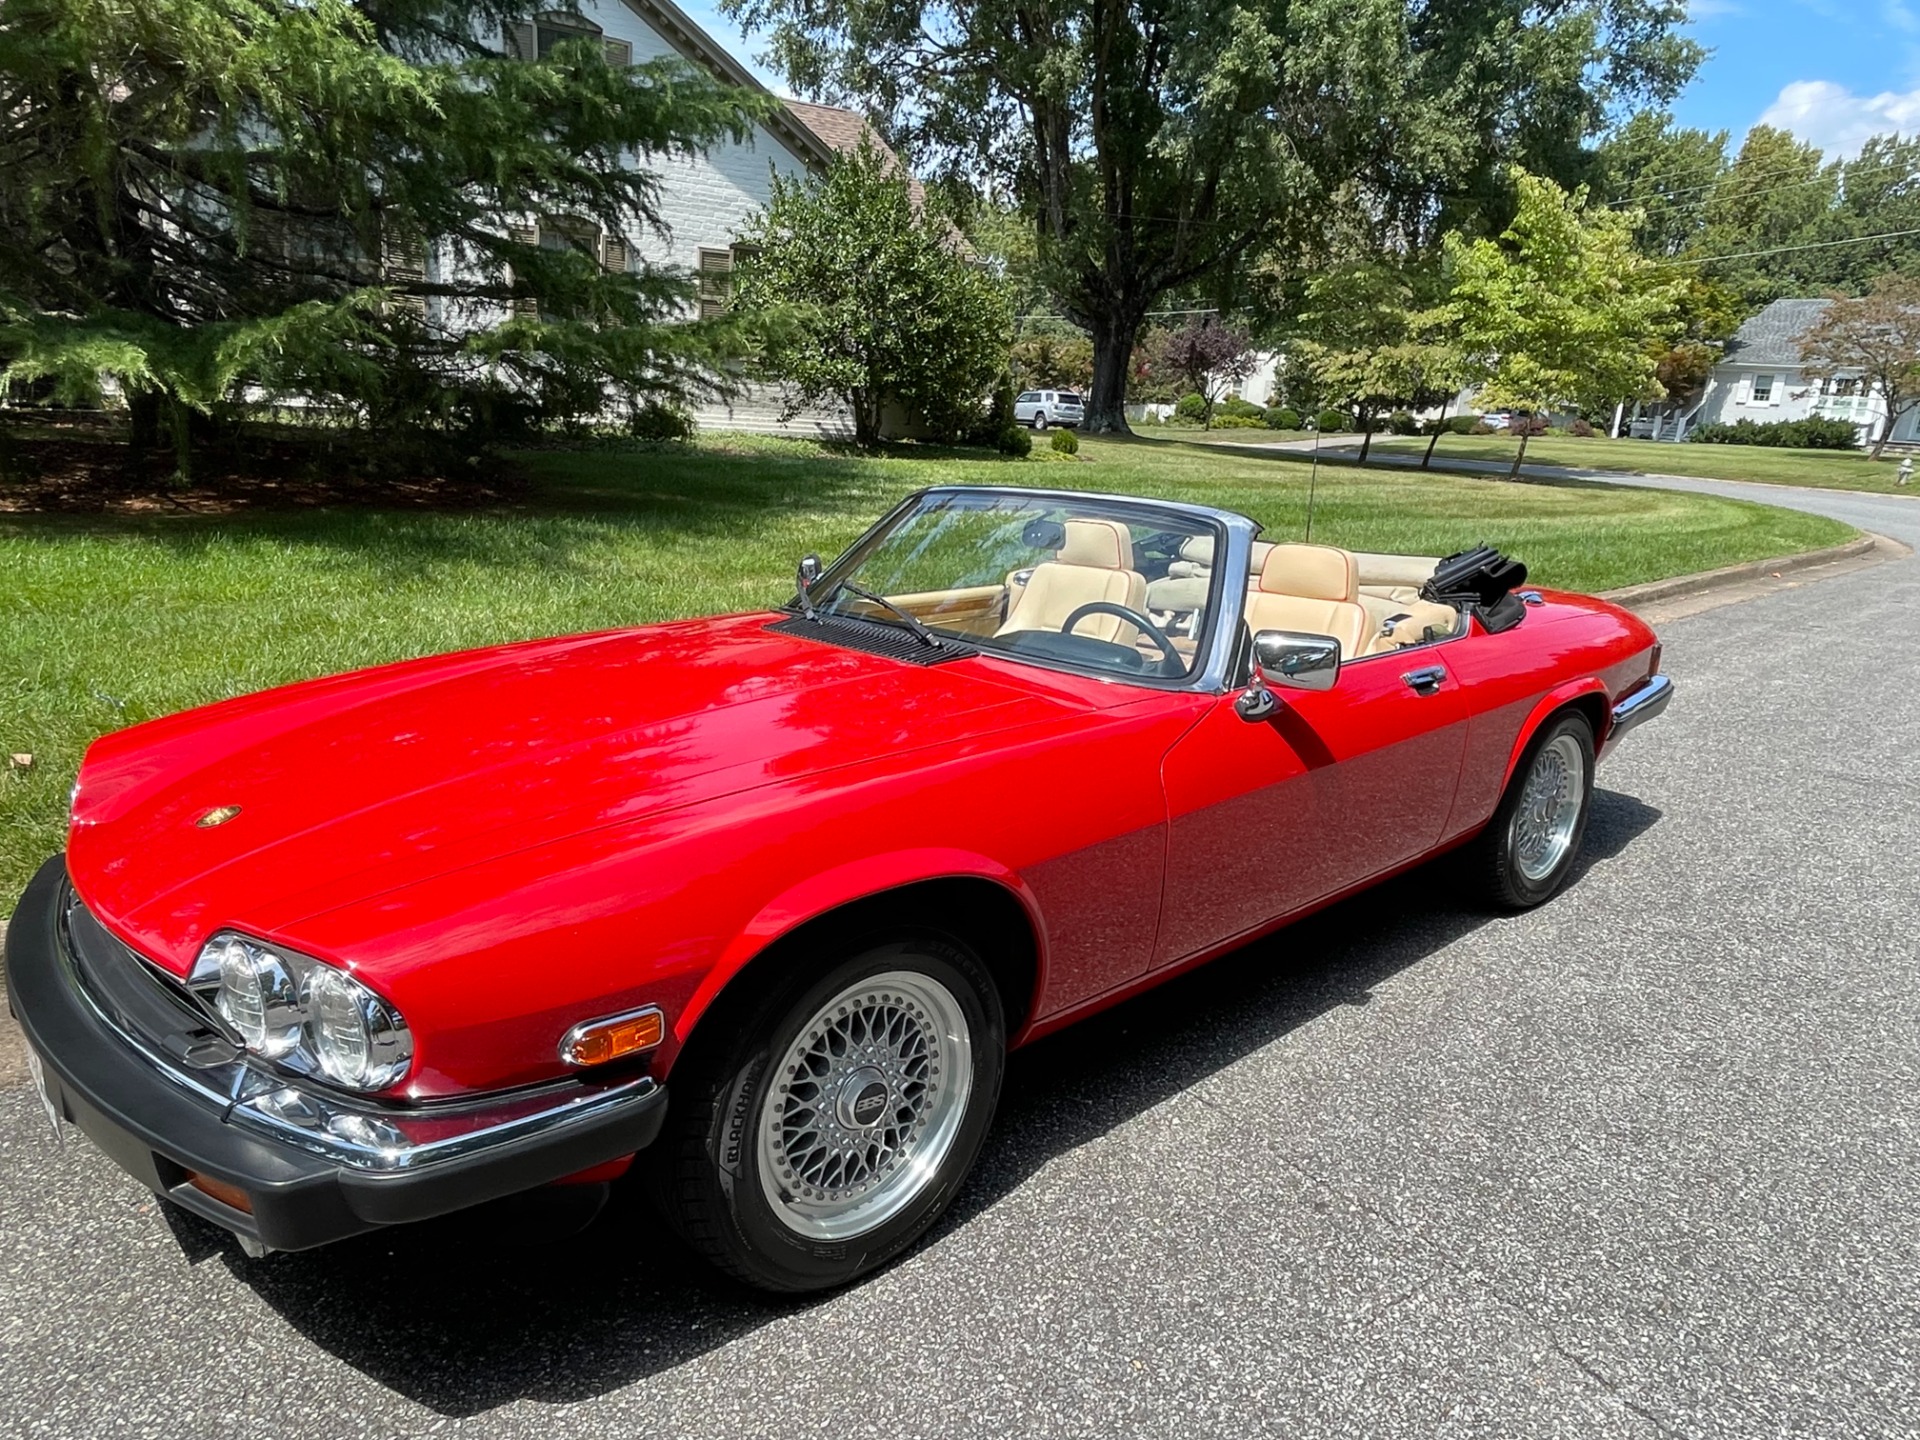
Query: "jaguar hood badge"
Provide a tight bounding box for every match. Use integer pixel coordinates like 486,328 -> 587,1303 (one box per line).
195,805 -> 244,829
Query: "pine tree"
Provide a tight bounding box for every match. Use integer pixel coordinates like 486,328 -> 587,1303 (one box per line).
0,0 -> 770,471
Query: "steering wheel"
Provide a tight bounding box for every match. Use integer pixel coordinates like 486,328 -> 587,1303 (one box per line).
1059,601 -> 1184,674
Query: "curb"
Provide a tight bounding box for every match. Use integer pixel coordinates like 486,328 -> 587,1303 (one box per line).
1599,533 -> 1884,610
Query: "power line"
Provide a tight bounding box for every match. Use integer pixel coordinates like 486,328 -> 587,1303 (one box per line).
1603,145 -> 1920,210
1672,225 -> 1920,265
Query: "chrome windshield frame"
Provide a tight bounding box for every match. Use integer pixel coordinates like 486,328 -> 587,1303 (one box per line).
790,484 -> 1261,696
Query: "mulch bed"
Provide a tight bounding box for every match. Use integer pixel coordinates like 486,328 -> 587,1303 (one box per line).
0,413 -> 527,516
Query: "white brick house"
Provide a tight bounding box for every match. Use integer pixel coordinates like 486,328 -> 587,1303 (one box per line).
481,0 -> 900,437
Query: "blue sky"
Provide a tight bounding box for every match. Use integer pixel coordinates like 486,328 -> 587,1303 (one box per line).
1674,1 -> 1920,155
682,2 -> 1918,162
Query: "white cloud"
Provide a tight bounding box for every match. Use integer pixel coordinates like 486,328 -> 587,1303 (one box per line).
1757,79 -> 1920,155
1685,0 -> 1745,18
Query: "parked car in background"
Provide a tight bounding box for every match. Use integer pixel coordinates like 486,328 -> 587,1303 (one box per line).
8,485 -> 1670,1294
1013,389 -> 1084,430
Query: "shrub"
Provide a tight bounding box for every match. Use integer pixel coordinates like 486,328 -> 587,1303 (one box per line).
1050,427 -> 1079,455
1445,414 -> 1482,434
1687,417 -> 1860,449
1315,408 -> 1349,432
1568,417 -> 1596,438
1511,415 -> 1550,436
1387,411 -> 1418,435
1265,406 -> 1301,430
1469,420 -> 1497,435
627,402 -> 693,442
1210,413 -> 1266,428
1218,395 -> 1264,420
1174,392 -> 1208,421
996,424 -> 1033,457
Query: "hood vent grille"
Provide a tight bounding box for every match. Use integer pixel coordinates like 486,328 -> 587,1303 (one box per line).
766,613 -> 976,665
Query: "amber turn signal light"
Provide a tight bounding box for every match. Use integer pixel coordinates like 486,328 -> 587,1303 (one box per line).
185,1171 -> 254,1214
560,1006 -> 666,1067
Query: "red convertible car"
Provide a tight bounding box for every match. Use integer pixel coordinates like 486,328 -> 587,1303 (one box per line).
7,485 -> 1669,1292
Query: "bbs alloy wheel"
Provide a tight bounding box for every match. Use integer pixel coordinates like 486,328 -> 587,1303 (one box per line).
659,935 -> 1005,1292
1471,710 -> 1595,910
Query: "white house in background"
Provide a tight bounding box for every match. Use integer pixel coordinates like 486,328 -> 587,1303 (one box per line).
1641,296 -> 1917,447
476,0 -> 913,437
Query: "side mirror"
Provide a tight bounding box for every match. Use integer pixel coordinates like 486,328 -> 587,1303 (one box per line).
1255,629 -> 1341,691
797,553 -> 823,589
1235,629 -> 1340,721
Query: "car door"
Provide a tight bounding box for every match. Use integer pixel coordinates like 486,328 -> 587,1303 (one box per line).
1154,644 -> 1469,967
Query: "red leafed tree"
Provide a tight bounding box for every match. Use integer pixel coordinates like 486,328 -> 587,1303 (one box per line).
1155,321 -> 1257,428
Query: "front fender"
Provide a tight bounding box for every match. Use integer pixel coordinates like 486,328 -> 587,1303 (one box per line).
675,848 -> 1047,1043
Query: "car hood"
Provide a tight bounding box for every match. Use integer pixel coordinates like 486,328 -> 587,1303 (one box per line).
67,614 -> 1077,973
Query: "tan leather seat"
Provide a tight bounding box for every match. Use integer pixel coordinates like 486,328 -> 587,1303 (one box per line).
999,519 -> 1148,646
1243,543 -> 1372,660
1357,593 -> 1462,654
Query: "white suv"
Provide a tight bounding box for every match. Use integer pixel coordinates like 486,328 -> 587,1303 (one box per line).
1013,389 -> 1085,430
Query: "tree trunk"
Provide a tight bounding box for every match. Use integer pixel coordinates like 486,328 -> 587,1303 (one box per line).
128,388 -> 164,455
1356,407 -> 1374,465
1870,406 -> 1894,460
1082,313 -> 1141,435
1507,413 -> 1531,480
1422,399 -> 1449,469
851,388 -> 880,447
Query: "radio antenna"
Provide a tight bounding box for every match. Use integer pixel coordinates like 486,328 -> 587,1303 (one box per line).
1304,421 -> 1321,543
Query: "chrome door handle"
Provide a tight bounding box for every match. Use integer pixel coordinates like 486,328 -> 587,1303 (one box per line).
1402,664 -> 1447,694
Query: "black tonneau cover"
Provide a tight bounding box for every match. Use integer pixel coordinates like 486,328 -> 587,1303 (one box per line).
1420,545 -> 1530,633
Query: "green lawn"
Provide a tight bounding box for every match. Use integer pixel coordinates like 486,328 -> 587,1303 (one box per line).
1363,434 -> 1917,492
0,431 -> 1852,913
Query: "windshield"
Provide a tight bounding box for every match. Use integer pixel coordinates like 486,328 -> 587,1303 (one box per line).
802,491 -> 1225,681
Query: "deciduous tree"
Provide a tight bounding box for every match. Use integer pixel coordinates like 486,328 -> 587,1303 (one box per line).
1153,322 -> 1257,429
1447,170 -> 1681,477
722,0 -> 1700,433
1799,274 -> 1920,459
733,142 -> 1012,444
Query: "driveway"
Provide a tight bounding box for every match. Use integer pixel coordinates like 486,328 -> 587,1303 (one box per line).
1,479 -> 1916,1438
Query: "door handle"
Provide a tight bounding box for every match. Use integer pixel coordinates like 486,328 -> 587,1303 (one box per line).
1402,664 -> 1448,695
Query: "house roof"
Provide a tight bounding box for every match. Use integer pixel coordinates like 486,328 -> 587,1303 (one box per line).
1721,297 -> 1833,368
617,0 -> 917,192
781,99 -> 930,210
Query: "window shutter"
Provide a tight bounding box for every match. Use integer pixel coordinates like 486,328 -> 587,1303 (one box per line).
603,232 -> 630,274
697,246 -> 733,320
383,230 -> 428,316
604,37 -> 632,66
509,224 -> 540,318
504,22 -> 536,59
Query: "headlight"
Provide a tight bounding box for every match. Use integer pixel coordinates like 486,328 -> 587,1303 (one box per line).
200,931 -> 413,1091
211,937 -> 303,1058
305,965 -> 412,1090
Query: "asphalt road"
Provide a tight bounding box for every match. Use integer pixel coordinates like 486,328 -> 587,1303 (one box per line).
2,478 -> 1917,1438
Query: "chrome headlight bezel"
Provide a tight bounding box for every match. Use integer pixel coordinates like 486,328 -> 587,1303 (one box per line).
196,930 -> 414,1092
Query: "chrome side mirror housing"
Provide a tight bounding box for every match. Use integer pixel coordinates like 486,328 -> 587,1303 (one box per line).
1235,629 -> 1341,721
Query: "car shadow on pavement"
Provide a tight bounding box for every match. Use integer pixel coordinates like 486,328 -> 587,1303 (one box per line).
211,786 -> 1661,1417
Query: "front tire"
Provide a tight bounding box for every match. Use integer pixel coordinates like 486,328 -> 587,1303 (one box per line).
657,935 -> 1005,1293
1469,711 -> 1595,910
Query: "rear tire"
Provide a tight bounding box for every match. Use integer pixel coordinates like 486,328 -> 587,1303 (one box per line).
656,934 -> 1005,1293
1468,711 -> 1594,910
1032,412 -> 1049,431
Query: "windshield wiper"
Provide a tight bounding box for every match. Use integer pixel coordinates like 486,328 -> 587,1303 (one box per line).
819,580 -> 945,649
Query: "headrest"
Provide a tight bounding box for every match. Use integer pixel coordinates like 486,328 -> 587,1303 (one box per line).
1058,518 -> 1134,569
1179,536 -> 1275,575
1257,543 -> 1358,602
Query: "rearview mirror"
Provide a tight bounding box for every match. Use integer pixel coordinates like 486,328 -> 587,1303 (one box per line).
1254,629 -> 1341,692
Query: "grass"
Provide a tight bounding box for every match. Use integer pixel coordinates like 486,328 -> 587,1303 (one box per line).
0,430 -> 1853,914
1359,434 -> 1918,492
